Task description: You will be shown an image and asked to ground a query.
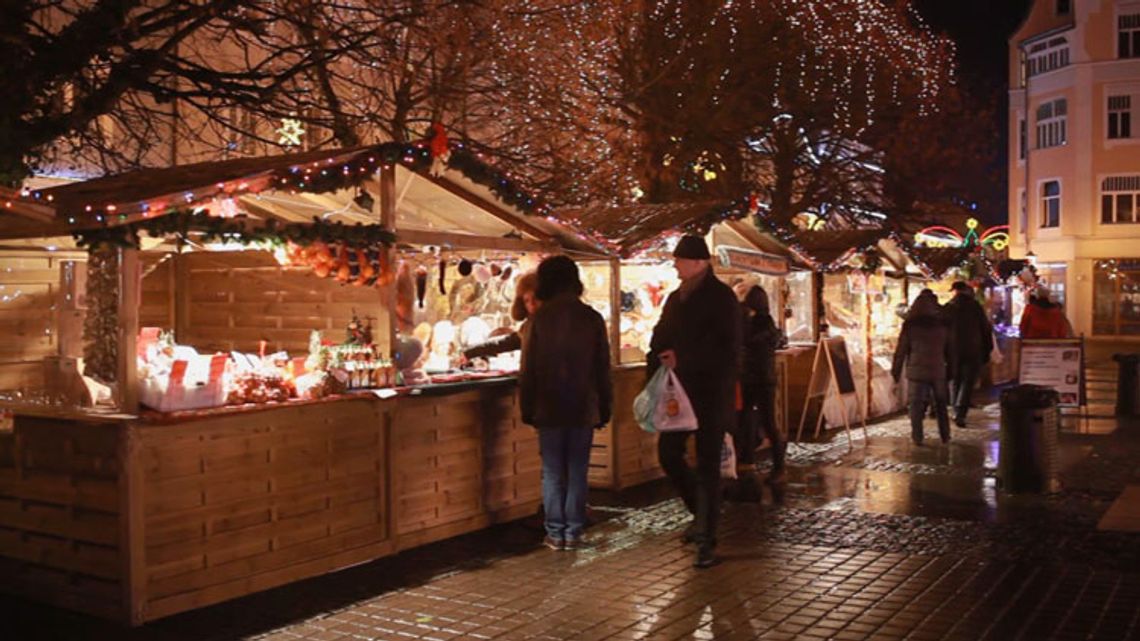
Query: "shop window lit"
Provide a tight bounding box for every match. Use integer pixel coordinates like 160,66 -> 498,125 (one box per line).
1108,95 -> 1132,139
1119,14 -> 1140,59
1094,259 -> 1140,335
1101,176 -> 1140,224
1035,98 -> 1067,148
1040,180 -> 1061,228
785,271 -> 815,344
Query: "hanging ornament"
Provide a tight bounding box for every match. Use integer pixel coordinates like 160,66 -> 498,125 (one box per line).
501,265 -> 513,281
415,265 -> 428,308
428,123 -> 451,176
438,258 -> 447,294
458,258 -> 473,277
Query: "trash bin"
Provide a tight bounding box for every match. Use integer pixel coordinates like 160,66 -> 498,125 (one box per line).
1113,354 -> 1140,416
998,384 -> 1060,493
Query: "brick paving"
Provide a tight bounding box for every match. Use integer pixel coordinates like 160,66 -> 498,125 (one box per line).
6,404 -> 1140,640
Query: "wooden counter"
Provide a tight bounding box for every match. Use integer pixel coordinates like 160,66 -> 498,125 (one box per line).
0,377 -> 538,625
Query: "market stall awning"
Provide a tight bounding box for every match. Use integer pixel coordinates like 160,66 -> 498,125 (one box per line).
553,201 -> 740,257
910,246 -> 975,279
782,229 -> 892,271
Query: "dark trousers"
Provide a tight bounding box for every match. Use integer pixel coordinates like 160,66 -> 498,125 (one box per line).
659,423 -> 725,547
950,363 -> 981,423
735,384 -> 784,470
909,379 -> 950,443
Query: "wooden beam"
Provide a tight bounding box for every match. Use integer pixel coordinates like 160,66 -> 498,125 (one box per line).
610,258 -> 621,366
418,172 -> 554,243
378,166 -> 397,356
397,229 -> 556,253
117,248 -> 141,414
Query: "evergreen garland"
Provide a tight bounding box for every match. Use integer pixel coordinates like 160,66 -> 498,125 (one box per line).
82,246 -> 120,382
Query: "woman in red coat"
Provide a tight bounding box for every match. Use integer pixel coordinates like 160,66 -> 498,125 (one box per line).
1019,287 -> 1073,339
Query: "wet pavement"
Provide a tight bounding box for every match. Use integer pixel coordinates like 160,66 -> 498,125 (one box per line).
5,402 -> 1140,640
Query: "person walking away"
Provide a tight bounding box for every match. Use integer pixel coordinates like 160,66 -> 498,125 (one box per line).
737,285 -> 786,485
462,271 -> 538,362
1019,286 -> 1073,339
892,290 -> 952,445
648,235 -> 742,568
520,256 -> 612,551
944,281 -> 993,428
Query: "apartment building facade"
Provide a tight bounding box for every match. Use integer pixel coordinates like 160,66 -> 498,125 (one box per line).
1009,0 -> 1140,338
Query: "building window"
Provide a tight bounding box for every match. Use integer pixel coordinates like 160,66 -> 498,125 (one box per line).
1101,176 -> 1140,224
1019,118 -> 1027,159
1120,14 -> 1140,59
1028,37 -> 1070,77
1036,98 -> 1067,148
1041,180 -> 1061,228
1094,260 -> 1140,335
1109,95 -> 1133,139
1057,0 -> 1071,15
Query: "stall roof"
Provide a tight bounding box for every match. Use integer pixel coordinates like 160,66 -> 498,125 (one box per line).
553,201 -> 736,257
910,246 -> 974,279
783,229 -> 891,271
4,143 -> 607,256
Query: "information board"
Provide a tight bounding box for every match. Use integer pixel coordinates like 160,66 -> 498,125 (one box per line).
1018,338 -> 1085,407
825,337 -> 856,395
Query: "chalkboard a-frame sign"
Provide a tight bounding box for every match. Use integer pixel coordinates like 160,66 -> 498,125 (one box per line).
796,336 -> 867,450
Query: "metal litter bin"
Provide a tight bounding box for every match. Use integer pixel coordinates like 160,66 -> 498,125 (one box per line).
998,384 -> 1060,493
1113,354 -> 1140,416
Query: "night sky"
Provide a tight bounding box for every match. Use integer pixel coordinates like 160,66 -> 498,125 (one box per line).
915,0 -> 1036,224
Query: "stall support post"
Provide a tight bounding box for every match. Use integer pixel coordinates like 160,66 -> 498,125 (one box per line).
173,253 -> 190,342
812,271 -> 824,342
117,248 -> 141,414
377,165 -> 397,357
609,259 -> 621,366
865,284 -> 873,418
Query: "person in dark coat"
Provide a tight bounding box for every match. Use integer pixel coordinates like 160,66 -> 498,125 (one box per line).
648,235 -> 742,568
892,289 -> 952,445
736,285 -> 786,483
944,281 -> 993,427
520,256 -> 612,551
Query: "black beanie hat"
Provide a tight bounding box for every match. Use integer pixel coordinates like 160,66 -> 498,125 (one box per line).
673,234 -> 711,260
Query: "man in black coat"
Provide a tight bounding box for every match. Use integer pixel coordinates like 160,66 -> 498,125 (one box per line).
648,235 -> 742,568
944,281 -> 993,427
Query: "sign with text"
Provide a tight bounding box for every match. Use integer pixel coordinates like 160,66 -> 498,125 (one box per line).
716,246 -> 790,276
1018,338 -> 1084,407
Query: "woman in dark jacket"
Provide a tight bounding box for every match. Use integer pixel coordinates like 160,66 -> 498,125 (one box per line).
520,256 -> 612,551
892,289 -> 952,445
737,285 -> 786,483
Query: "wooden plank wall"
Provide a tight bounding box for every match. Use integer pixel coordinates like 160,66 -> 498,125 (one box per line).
155,251 -> 388,355
136,399 -> 391,621
610,365 -> 664,490
390,383 -> 541,551
0,417 -> 124,619
0,251 -> 84,392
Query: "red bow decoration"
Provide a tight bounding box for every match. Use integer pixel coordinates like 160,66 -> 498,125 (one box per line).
429,123 -> 449,158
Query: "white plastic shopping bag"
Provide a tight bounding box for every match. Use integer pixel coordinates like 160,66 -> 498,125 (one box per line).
633,366 -> 668,432
653,369 -> 698,432
720,432 -> 737,479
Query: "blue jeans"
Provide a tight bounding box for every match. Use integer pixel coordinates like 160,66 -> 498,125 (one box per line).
538,427 -> 595,541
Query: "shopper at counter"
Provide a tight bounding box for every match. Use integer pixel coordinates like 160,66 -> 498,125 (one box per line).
520,256 -> 612,552
648,235 -> 742,569
462,271 -> 538,362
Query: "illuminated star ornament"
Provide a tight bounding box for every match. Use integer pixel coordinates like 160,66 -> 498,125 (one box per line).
915,218 -> 1009,251
277,118 -> 306,147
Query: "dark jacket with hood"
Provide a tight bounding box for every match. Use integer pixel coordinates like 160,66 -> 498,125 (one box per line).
648,267 -> 742,430
741,286 -> 781,388
944,291 -> 993,375
892,293 -> 952,382
520,293 -> 612,429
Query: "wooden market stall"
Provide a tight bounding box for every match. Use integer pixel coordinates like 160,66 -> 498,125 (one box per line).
0,141 -> 604,624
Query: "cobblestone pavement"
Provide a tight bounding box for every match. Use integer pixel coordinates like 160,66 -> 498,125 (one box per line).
6,404 -> 1140,641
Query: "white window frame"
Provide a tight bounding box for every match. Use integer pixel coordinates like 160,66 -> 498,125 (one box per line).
1120,14 -> 1140,59
1036,98 -> 1067,149
1101,176 -> 1140,225
1028,37 -> 1070,77
1109,95 -> 1133,140
1040,180 -> 1061,229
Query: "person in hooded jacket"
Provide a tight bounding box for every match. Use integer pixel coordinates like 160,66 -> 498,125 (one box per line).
944,281 -> 993,427
736,285 -> 786,484
1019,286 -> 1073,339
892,289 -> 952,445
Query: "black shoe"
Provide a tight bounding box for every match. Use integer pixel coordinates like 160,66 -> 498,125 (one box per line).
912,437 -> 924,447
681,523 -> 698,544
543,535 -> 565,551
954,417 -> 967,428
563,537 -> 590,551
694,545 -> 718,568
